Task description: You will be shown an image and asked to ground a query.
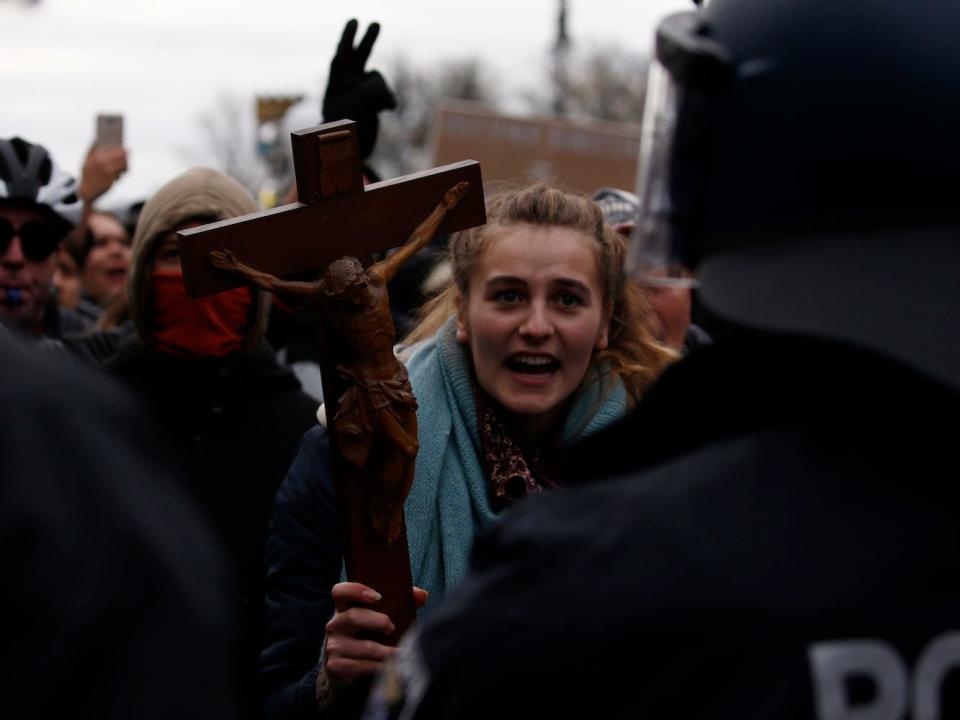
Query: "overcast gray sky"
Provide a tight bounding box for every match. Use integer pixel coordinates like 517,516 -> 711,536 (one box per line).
0,0 -> 691,203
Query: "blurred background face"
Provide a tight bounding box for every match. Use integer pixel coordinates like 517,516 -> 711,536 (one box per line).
0,204 -> 61,328
613,221 -> 692,352
644,283 -> 692,351
82,212 -> 131,304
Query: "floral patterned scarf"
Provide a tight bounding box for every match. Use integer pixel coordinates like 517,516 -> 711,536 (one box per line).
474,385 -> 562,506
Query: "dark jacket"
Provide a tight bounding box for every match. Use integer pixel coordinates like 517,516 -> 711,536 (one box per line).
390,334 -> 960,719
74,293 -> 105,326
260,427 -> 342,719
104,338 -> 319,710
45,293 -> 89,336
61,320 -> 136,367
3,294 -> 87,346
0,329 -> 237,719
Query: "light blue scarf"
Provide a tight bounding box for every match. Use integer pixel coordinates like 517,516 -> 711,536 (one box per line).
403,316 -> 627,609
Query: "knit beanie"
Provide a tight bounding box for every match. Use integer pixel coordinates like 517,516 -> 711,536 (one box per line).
128,167 -> 269,350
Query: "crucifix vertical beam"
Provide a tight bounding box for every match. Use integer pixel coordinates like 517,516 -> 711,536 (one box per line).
293,123 -> 364,204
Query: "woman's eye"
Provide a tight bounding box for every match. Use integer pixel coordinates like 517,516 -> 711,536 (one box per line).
557,292 -> 582,308
496,290 -> 521,304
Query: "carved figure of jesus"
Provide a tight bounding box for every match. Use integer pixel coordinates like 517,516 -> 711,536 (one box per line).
210,181 -> 470,543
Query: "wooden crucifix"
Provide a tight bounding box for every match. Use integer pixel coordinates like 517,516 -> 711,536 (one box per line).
178,120 -> 485,642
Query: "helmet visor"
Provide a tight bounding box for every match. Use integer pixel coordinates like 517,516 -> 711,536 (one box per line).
628,59 -> 697,289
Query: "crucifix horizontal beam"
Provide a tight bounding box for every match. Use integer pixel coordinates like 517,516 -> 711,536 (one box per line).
179,122 -> 484,298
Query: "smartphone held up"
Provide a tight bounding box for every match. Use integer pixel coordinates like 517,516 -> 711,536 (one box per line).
95,113 -> 124,148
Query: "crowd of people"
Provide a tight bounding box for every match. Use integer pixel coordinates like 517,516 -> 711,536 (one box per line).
4,0 -> 960,718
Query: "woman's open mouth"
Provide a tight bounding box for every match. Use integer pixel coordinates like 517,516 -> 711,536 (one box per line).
505,354 -> 560,376
104,267 -> 127,286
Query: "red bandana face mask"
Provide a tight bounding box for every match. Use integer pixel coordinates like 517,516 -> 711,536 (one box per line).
151,269 -> 253,358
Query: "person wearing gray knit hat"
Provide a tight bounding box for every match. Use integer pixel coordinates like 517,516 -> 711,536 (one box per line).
101,166 -> 319,719
126,167 -> 271,355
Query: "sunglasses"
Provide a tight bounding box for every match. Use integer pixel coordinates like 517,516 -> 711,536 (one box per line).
0,217 -> 63,262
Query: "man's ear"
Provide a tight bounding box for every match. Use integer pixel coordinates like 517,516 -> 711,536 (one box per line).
595,300 -> 614,350
455,293 -> 469,344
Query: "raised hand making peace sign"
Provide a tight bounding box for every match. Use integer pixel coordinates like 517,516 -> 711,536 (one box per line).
323,19 -> 397,163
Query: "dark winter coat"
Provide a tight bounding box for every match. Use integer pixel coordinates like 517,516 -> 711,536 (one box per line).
104,338 -> 318,709
0,329 -> 238,719
260,427 -> 342,720
381,334 -> 960,719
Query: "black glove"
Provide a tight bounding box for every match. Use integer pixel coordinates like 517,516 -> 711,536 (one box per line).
323,19 -> 397,161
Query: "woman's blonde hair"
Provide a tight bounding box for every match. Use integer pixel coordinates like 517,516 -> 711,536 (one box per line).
405,182 -> 677,403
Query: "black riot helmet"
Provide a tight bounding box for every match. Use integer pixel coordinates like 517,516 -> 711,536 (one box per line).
631,0 -> 960,390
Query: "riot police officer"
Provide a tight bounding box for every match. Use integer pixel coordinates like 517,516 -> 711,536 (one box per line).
366,0 -> 960,717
